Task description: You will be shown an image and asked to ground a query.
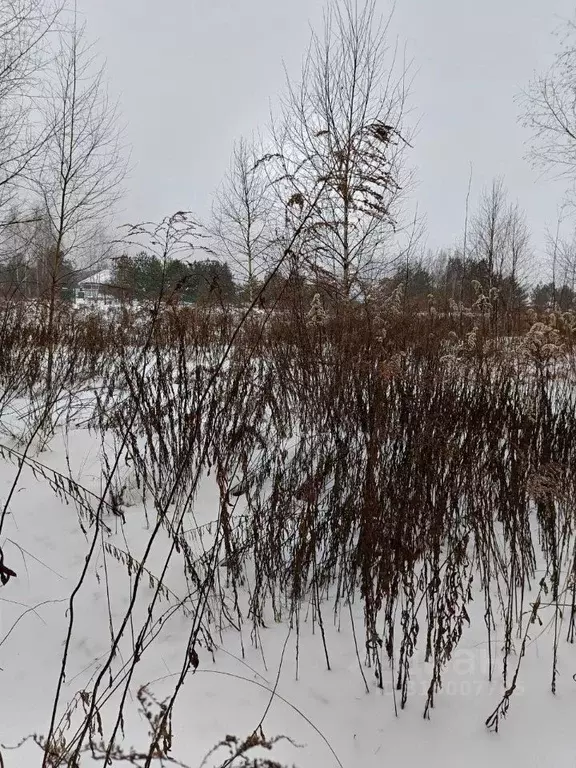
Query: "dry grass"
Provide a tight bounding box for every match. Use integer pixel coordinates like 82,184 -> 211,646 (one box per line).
1,287 -> 576,762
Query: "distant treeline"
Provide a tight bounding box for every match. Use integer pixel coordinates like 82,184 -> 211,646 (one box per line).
0,245 -> 573,312
109,253 -> 236,303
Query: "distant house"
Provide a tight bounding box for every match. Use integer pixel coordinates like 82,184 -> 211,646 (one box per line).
75,268 -> 114,302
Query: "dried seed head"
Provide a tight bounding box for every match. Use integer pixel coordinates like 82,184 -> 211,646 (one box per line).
472,294 -> 491,313
466,326 -> 478,350
471,279 -> 482,295
306,293 -> 328,327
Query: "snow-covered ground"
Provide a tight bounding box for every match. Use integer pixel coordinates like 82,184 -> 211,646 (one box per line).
1,423 -> 576,767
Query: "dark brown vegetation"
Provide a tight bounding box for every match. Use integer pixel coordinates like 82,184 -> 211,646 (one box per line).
2,0 -> 576,762
1,268 -> 576,764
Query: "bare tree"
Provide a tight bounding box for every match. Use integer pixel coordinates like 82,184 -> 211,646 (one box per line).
36,15 -> 126,387
0,204 -> 52,297
0,1 -> 62,214
506,200 -> 531,288
519,16 -> 576,196
551,227 -> 576,293
266,0 -> 413,298
211,136 -> 272,302
471,177 -> 531,292
470,177 -> 509,285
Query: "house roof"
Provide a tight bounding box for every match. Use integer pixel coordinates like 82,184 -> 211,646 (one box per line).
78,268 -> 113,286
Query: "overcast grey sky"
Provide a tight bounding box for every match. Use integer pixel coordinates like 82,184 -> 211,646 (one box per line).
79,0 -> 575,266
